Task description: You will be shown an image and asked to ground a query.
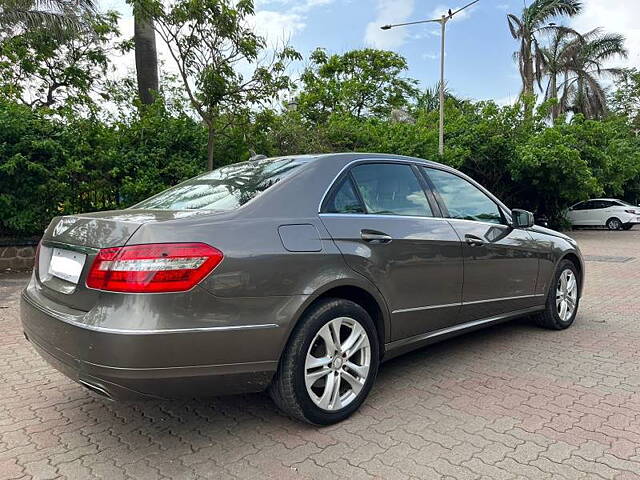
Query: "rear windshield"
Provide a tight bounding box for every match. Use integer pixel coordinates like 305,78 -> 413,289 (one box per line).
134,157 -> 305,211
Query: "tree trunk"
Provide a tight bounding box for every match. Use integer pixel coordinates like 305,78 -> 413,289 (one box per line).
522,38 -> 534,96
207,125 -> 215,171
550,72 -> 558,121
134,12 -> 159,105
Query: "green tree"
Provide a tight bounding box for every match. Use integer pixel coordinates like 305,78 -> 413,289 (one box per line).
297,48 -> 418,123
146,0 -> 300,170
0,11 -> 121,112
609,68 -> 640,133
507,0 -> 581,96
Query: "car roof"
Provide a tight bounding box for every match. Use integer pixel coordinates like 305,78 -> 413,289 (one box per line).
277,152 -> 446,168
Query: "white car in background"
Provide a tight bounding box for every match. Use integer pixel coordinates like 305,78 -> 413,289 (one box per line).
566,198 -> 640,230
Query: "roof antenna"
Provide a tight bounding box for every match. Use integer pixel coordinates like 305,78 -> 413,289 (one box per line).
248,149 -> 267,161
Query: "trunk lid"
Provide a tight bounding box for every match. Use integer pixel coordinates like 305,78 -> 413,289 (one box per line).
37,209 -> 208,311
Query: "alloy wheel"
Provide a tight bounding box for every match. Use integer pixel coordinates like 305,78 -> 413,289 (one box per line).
556,269 -> 578,322
304,317 -> 371,411
607,218 -> 622,230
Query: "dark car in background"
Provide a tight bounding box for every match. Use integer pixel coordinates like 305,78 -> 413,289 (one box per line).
21,153 -> 584,424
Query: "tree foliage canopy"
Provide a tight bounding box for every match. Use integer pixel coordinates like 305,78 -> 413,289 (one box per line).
297,48 -> 418,123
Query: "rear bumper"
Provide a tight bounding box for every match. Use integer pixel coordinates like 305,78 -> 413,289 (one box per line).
20,288 -> 294,399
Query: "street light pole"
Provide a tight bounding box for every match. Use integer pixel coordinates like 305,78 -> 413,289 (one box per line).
381,0 -> 480,156
438,15 -> 446,156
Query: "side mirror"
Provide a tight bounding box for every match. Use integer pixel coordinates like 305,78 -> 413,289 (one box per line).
512,209 -> 534,228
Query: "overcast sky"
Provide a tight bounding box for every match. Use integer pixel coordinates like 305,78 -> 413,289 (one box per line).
101,0 -> 640,105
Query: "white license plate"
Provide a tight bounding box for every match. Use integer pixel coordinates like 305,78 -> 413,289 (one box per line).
48,248 -> 86,284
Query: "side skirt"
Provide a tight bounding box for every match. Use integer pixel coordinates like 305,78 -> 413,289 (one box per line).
382,305 -> 545,362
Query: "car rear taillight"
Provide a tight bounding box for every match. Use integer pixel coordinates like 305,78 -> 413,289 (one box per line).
86,243 -> 223,293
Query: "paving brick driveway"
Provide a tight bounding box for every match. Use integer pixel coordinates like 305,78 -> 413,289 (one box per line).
1,229 -> 639,479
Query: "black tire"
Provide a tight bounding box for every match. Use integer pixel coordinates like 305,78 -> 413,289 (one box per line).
535,259 -> 580,330
622,224 -> 634,231
269,298 -> 379,425
606,217 -> 622,230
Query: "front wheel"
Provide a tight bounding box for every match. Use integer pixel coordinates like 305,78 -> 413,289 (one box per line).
622,224 -> 634,231
270,298 -> 379,425
535,260 -> 580,330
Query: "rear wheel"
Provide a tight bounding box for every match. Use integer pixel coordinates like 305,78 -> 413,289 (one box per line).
606,217 -> 622,230
270,298 -> 379,425
535,260 -> 580,330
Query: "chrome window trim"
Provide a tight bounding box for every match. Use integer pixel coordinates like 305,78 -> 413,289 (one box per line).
391,293 -> 545,314
318,157 -> 514,225
319,213 -> 448,222
317,157 -> 437,214
444,217 -> 511,228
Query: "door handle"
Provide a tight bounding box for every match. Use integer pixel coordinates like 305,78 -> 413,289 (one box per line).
361,229 -> 392,244
465,234 -> 485,247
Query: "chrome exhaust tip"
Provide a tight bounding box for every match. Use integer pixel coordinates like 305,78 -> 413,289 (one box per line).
78,379 -> 113,400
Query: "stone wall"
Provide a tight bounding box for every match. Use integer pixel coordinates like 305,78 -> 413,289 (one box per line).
0,240 -> 39,271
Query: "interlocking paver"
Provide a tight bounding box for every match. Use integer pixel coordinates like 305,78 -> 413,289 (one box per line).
1,229 -> 640,479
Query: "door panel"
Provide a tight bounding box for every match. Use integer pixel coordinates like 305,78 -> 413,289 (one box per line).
584,201 -> 603,225
421,167 -> 541,322
447,220 -> 541,321
321,214 -> 463,340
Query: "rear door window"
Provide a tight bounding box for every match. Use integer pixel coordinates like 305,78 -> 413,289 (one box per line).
349,163 -> 433,217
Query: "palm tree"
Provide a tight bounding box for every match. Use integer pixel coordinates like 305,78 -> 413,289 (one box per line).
0,0 -> 96,34
507,0 -> 582,96
133,6 -> 159,106
415,82 -> 463,113
558,29 -> 628,118
540,27 -> 580,120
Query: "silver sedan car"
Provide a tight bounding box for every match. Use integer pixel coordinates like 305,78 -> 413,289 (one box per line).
21,153 -> 584,424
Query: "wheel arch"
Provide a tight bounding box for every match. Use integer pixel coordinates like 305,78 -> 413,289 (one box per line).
558,251 -> 584,297
279,279 -> 391,362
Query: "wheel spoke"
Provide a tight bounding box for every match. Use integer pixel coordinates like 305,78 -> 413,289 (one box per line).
306,354 -> 332,369
329,318 -> 342,351
317,372 -> 336,409
329,373 -> 342,410
305,367 -> 331,386
348,334 -> 367,359
318,324 -> 337,354
341,323 -> 364,352
341,370 -> 364,396
345,361 -> 369,379
559,300 -> 567,321
560,272 -> 568,293
567,274 -> 577,294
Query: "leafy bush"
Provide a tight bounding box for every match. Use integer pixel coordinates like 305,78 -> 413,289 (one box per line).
0,99 -> 208,236
1,95 -> 640,236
